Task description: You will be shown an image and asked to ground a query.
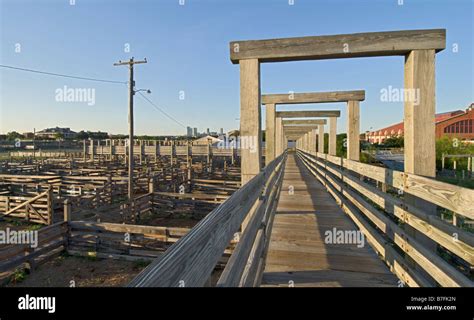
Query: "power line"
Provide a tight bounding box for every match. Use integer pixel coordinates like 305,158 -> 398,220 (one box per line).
0,64 -> 127,84
137,91 -> 186,128
1,63 -> 187,129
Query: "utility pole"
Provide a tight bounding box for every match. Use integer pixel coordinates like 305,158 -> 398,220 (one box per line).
114,57 -> 147,200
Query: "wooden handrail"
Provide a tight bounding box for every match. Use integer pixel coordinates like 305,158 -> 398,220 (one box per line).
308,150 -> 474,220
296,149 -> 474,287
216,153 -> 286,286
128,152 -> 287,287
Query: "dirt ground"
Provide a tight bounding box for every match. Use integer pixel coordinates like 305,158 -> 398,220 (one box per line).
6,254 -> 149,287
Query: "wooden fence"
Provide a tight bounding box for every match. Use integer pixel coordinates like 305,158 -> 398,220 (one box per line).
0,221 -> 68,275
0,188 -> 53,224
296,149 -> 473,287
66,221 -> 190,262
128,151 -> 287,287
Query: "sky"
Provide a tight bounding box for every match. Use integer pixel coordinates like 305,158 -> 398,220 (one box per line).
0,0 -> 473,135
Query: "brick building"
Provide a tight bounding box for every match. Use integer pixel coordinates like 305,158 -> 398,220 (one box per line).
367,103 -> 474,144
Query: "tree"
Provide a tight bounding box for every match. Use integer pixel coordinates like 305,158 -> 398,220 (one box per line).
76,131 -> 89,140
6,131 -> 23,141
382,136 -> 404,148
336,133 -> 347,157
436,136 -> 474,170
54,132 -> 64,140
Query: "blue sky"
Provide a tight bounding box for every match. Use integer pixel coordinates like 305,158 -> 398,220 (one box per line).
0,0 -> 472,135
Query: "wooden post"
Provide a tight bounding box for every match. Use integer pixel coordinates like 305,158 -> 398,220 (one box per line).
311,129 -> 317,154
170,140 -> 174,166
83,139 -> 87,163
347,100 -> 360,161
186,141 -> 190,166
404,49 -> 438,274
239,59 -> 262,185
329,117 -> 337,156
265,103 -> 276,166
441,153 -> 445,170
404,50 -> 436,177
64,199 -> 71,222
139,140 -> 143,165
318,125 -> 325,154
275,117 -> 282,157
148,177 -> 155,193
47,187 -> 53,225
90,140 -> 94,161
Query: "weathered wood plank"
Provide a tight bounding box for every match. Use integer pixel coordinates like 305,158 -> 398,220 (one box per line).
230,29 -> 446,63
262,90 -> 365,104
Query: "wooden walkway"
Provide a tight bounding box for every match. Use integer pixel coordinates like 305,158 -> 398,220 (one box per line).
261,153 -> 398,287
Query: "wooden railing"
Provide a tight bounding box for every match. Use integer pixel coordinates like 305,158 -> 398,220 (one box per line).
0,221 -> 68,274
128,151 -> 287,287
296,148 -> 474,287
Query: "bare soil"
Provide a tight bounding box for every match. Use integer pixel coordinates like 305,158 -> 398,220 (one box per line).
6,255 -> 148,287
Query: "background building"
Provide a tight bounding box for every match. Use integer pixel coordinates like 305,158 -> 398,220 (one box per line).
186,126 -> 193,137
367,103 -> 474,144
36,127 -> 77,139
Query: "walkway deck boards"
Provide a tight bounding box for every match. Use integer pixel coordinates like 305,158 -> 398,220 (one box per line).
261,153 -> 398,287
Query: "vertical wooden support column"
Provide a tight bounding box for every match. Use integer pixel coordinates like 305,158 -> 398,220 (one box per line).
275,117 -> 282,156
404,49 -> 437,272
90,140 -> 94,161
329,117 -> 337,156
281,123 -> 285,152
347,101 -> 360,161
265,103 -> 276,166
404,50 -> 436,177
304,133 -> 309,152
309,129 -> 315,153
240,59 -> 262,185
83,139 -> 87,163
318,125 -> 325,154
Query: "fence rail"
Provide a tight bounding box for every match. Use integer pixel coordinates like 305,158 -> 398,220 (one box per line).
296,148 -> 474,287
128,151 -> 287,287
0,221 -> 67,274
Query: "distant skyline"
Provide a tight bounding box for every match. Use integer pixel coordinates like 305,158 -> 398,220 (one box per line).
1,0 -> 473,135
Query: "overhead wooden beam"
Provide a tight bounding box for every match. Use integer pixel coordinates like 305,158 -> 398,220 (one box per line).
277,110 -> 341,118
262,90 -> 365,104
230,29 -> 446,63
284,126 -> 319,131
282,119 -> 327,125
